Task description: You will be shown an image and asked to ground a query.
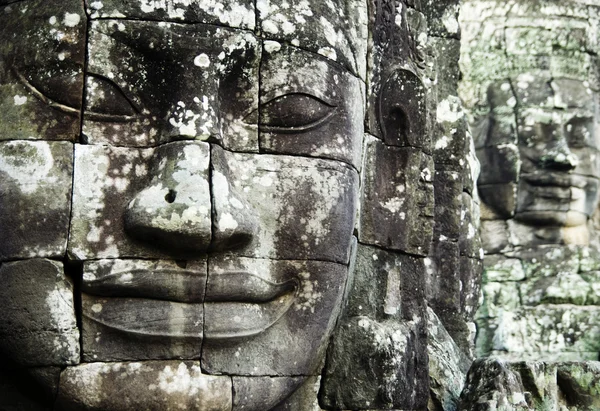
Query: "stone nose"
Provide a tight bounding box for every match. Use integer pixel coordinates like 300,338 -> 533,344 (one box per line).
124,141 -> 213,254
209,144 -> 259,253
539,140 -> 579,171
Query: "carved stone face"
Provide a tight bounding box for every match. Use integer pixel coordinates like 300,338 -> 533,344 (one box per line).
478,77 -> 600,229
0,1 -> 366,408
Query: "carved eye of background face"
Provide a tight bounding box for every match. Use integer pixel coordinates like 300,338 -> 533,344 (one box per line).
259,93 -> 335,131
85,74 -> 138,119
566,118 -> 594,148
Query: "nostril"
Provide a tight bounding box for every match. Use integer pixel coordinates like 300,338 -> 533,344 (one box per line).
165,189 -> 177,203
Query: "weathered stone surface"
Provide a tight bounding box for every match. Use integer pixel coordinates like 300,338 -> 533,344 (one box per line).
202,257 -> 350,376
83,21 -> 259,151
359,135 -> 434,255
259,43 -> 364,169
232,376 -> 305,410
433,170 -> 462,242
321,244 -> 428,410
0,259 -> 79,367
0,0 -> 85,142
320,315 -> 427,410
428,307 -> 470,411
211,146 -> 359,263
81,293 -> 203,362
56,361 -> 233,411
82,259 -> 207,303
0,141 -> 72,260
257,0 -> 368,80
0,367 -> 60,410
85,0 -> 255,29
479,305 -> 600,361
458,359 -> 600,411
69,141 -> 211,259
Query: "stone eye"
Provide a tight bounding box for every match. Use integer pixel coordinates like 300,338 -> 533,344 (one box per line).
566,118 -> 593,148
259,93 -> 335,131
84,74 -> 139,120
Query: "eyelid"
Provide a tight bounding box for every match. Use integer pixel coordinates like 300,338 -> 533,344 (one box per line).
13,69 -> 80,116
259,92 -> 337,133
84,73 -> 141,122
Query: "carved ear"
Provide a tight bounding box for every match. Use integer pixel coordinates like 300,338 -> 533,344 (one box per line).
378,69 -> 426,147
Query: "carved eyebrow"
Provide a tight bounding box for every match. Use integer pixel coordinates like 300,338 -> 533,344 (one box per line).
13,68 -> 80,116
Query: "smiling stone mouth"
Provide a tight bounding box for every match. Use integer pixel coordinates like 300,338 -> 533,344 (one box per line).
81,259 -> 298,341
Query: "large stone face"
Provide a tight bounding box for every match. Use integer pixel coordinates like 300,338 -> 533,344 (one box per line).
0,0 -> 481,409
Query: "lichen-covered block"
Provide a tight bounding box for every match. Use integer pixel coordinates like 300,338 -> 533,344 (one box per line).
57,361 -> 233,411
359,135 -> 434,255
202,256 -> 350,376
259,43 -> 364,169
257,0 -> 368,80
80,257 -> 207,362
0,259 -> 79,367
459,359 -> 600,411
211,147 -> 358,263
321,244 -> 428,410
69,141 -> 211,259
0,0 -> 85,141
0,140 -> 73,260
83,21 -> 259,151
85,0 -> 255,29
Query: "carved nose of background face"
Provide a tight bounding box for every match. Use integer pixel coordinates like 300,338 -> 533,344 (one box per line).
124,141 -> 212,255
539,143 -> 579,171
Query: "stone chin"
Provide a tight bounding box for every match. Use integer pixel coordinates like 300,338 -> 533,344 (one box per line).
55,361 -> 307,410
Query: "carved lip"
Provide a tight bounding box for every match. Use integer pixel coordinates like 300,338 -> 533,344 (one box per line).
82,267 -> 206,303
82,269 -> 299,341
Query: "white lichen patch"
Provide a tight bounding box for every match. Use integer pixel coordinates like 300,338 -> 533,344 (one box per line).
13,95 -> 27,105
63,12 -> 81,27
0,141 -> 55,195
436,96 -> 464,124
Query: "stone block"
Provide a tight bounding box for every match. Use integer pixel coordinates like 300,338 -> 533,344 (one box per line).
56,361 -> 232,410
476,281 -> 521,320
69,141 -> 211,259
481,306 -> 600,360
359,137 -> 434,255
476,144 -> 520,185
483,255 -> 525,282
84,0 -> 255,28
202,257 -> 349,376
320,315 -> 428,410
480,220 -> 510,254
83,21 -> 259,151
433,170 -> 462,241
0,141 -> 72,260
81,294 -> 203,362
256,0 -> 368,80
259,43 -> 364,169
211,147 -> 359,263
0,0 -> 85,141
0,259 -> 79,367
428,308 -> 470,411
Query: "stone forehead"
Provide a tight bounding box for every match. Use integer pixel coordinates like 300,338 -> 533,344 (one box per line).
81,0 -> 368,78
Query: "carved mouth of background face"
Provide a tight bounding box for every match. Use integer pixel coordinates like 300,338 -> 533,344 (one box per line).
81,266 -> 299,341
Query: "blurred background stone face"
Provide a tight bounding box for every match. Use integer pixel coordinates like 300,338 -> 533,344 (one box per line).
0,0 -> 480,410
460,0 -> 600,363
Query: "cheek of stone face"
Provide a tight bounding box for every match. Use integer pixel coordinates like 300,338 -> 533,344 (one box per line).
211,146 -> 359,263
0,140 -> 73,260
